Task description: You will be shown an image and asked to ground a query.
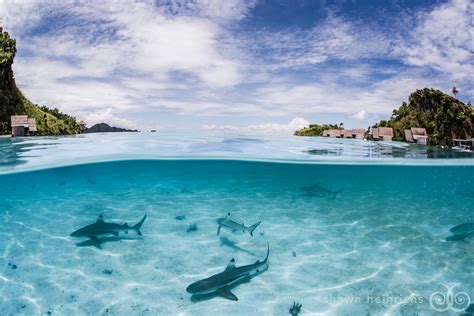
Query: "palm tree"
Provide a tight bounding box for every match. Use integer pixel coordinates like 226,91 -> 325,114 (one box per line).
452,86 -> 459,98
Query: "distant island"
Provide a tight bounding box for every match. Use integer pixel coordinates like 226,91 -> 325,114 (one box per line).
295,88 -> 474,147
294,124 -> 344,137
84,123 -> 139,133
0,28 -> 81,135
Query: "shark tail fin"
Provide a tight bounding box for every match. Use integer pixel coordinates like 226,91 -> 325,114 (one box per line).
249,221 -> 261,236
264,242 -> 270,263
133,214 -> 147,236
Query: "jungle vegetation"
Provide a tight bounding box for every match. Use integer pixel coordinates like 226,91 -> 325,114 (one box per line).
0,29 -> 81,135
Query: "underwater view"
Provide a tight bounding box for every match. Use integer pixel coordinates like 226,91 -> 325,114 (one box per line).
1,0 -> 473,314
1,134 -> 473,315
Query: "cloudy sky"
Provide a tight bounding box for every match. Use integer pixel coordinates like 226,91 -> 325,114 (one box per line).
0,0 -> 472,132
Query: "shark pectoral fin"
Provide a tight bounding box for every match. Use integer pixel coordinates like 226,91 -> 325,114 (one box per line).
217,287 -> 238,301
89,236 -> 102,249
217,225 -> 222,236
225,258 -> 236,271
241,274 -> 251,283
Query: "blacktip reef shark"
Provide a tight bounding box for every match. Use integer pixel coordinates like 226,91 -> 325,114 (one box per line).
217,212 -> 261,236
446,222 -> 474,241
186,244 -> 269,301
300,184 -> 342,200
70,214 -> 147,248
450,222 -> 474,235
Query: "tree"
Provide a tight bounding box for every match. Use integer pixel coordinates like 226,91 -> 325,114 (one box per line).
374,88 -> 474,146
452,86 -> 459,98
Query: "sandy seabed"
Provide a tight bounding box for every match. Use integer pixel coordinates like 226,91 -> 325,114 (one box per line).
1,160 -> 473,315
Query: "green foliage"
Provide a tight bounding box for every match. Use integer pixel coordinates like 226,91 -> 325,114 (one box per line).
294,123 -> 343,136
24,98 -> 81,135
0,30 -> 81,135
374,88 -> 474,146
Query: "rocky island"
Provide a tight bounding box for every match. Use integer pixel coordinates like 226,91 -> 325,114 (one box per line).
372,88 -> 473,146
84,123 -> 139,133
0,28 -> 81,135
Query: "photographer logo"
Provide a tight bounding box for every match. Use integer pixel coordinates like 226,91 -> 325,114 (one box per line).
429,283 -> 471,312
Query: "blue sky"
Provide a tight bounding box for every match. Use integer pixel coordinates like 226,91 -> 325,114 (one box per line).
0,0 -> 472,132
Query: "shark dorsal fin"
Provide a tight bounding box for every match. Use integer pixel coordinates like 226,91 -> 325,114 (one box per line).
96,214 -> 104,223
225,258 -> 236,271
226,212 -> 231,219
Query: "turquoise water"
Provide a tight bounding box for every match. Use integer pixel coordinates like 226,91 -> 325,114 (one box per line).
1,134 -> 473,315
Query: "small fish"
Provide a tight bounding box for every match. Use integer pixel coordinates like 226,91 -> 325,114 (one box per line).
217,213 -> 261,236
70,214 -> 147,248
187,223 -> 198,232
289,302 -> 302,315
186,244 -> 269,301
300,184 -> 341,200
175,215 -> 186,221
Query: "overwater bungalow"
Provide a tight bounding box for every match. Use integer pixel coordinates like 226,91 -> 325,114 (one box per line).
11,115 -> 37,137
372,127 -> 393,141
350,128 -> 366,140
342,129 -> 365,139
322,128 -> 365,139
453,139 -> 474,152
322,129 -> 342,137
404,127 -> 428,145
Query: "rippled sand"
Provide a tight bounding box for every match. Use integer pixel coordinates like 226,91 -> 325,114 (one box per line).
0,160 -> 473,315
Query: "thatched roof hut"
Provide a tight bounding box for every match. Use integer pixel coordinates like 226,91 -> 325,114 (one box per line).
406,127 -> 428,145
323,129 -> 342,137
11,115 -> 37,136
372,127 -> 393,141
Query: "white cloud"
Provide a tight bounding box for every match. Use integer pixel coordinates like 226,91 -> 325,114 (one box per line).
400,0 -> 473,80
203,117 -> 310,134
250,71 -> 453,119
352,110 -> 367,120
0,0 -> 472,131
242,13 -> 393,72
156,0 -> 258,20
83,108 -> 135,129
1,0 -> 250,126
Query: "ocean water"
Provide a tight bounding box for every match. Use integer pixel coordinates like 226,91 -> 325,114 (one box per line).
0,133 -> 473,315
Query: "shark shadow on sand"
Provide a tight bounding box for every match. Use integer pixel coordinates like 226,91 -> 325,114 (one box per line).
299,184 -> 342,200
76,236 -> 141,248
219,236 -> 256,256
